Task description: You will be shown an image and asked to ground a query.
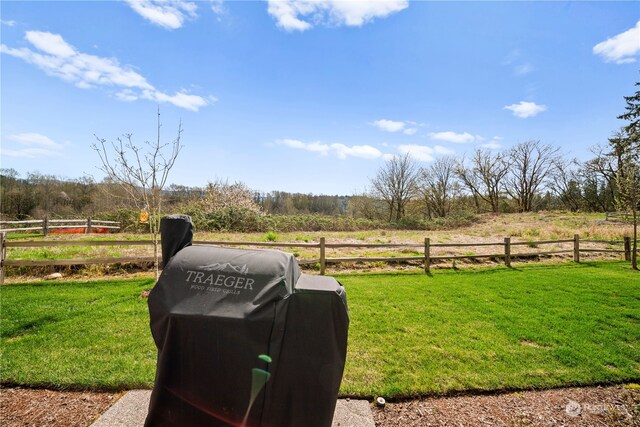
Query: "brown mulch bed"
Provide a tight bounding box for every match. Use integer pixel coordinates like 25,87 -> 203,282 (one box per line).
0,388 -> 118,427
374,385 -> 640,426
0,385 -> 638,426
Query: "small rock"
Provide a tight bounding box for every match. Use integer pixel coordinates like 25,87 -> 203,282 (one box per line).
44,272 -> 63,280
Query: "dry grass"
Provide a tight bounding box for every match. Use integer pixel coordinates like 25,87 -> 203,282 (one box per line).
3,212 -> 635,280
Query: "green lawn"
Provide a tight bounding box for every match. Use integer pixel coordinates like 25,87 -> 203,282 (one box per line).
1,261 -> 638,398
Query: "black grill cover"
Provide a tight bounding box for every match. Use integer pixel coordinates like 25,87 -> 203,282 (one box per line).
146,217 -> 349,427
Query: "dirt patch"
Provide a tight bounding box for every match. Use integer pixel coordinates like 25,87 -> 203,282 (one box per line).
1,385 -> 637,426
0,387 -> 118,427
373,385 -> 640,426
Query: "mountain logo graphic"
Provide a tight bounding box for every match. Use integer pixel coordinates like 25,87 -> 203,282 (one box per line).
198,263 -> 249,275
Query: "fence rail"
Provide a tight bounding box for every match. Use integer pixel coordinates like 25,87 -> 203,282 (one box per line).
0,233 -> 636,283
0,217 -> 120,235
605,212 -> 633,221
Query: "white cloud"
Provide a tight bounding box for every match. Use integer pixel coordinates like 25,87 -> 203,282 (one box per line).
434,145 -> 455,155
1,31 -> 209,111
593,21 -> 640,64
373,119 -> 406,132
125,0 -> 198,30
267,0 -> 408,32
373,119 -> 418,135
429,131 -> 475,144
504,101 -> 547,118
514,63 -> 534,76
1,148 -> 63,158
277,139 -> 331,156
277,139 -> 383,160
332,143 -> 382,159
116,89 -> 139,102
210,0 -> 227,18
503,49 -> 535,76
2,132 -> 64,158
479,136 -> 503,150
397,144 -> 454,162
25,31 -> 76,57
142,89 -> 208,111
1,20 -> 17,27
481,141 -> 501,149
6,132 -> 63,149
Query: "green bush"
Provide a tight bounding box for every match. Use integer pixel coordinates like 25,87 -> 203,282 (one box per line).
263,231 -> 278,242
95,207 -> 477,234
390,211 -> 476,231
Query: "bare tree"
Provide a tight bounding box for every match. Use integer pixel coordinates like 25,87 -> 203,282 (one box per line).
92,108 -> 183,279
347,191 -> 386,220
584,145 -> 618,210
371,153 -> 420,221
549,157 -> 584,212
419,156 -> 459,218
455,149 -> 509,213
503,141 -> 560,212
200,179 -> 262,213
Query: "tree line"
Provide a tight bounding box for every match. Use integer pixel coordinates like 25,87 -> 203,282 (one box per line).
0,139 -> 628,222
2,83 -> 638,229
365,139 -> 623,222
0,172 -> 351,220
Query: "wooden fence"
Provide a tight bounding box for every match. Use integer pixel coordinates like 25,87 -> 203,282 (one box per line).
0,218 -> 120,235
0,234 -> 635,284
605,212 -> 633,222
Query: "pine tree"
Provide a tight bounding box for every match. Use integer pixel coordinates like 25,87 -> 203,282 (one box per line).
617,81 -> 640,148
613,81 -> 640,270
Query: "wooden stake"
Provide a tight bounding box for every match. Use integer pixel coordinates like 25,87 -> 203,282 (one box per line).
424,237 -> 431,274
504,237 -> 511,267
320,237 -> 326,275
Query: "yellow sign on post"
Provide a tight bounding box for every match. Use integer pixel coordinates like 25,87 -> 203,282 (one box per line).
139,209 -> 149,224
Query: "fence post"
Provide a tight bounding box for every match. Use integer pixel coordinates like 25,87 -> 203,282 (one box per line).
87,217 -> 92,234
504,237 -> 511,267
573,234 -> 580,263
319,237 -> 326,276
605,212 -> 609,221
424,237 -> 431,274
0,232 -> 6,285
42,216 -> 49,236
624,236 -> 631,261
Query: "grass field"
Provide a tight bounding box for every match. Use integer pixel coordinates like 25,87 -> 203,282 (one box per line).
3,212 -> 635,279
1,261 -> 638,397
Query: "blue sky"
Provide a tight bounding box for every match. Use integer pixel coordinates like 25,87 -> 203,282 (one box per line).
1,1 -> 639,195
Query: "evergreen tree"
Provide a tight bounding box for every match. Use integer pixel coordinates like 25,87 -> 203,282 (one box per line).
613,81 -> 640,270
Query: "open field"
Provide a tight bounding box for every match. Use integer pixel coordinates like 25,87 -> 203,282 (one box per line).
1,261 -> 638,398
2,212 -> 636,279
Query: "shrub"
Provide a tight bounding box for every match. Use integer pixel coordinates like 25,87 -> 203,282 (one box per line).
263,231 -> 278,242
95,208 -> 478,234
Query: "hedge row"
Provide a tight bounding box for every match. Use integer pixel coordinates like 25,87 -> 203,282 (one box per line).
95,207 -> 476,233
